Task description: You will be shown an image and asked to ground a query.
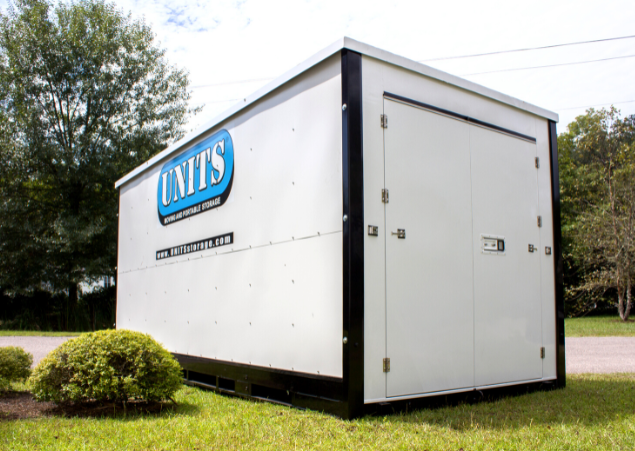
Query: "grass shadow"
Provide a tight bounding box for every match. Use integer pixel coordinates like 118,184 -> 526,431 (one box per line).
0,389 -> 201,421
365,374 -> 635,431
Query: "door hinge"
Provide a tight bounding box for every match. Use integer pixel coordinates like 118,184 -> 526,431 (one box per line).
540,347 -> 545,359
537,216 -> 542,227
383,357 -> 390,372
382,188 -> 389,203
535,157 -> 540,168
381,114 -> 388,128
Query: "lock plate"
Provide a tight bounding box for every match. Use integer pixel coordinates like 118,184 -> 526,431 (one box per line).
391,229 -> 406,239
368,225 -> 378,236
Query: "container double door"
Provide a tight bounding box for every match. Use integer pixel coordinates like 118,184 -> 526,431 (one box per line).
382,98 -> 543,398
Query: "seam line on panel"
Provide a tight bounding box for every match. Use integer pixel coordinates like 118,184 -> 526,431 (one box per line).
383,97 -> 388,400
118,230 -> 343,274
468,125 -> 476,389
533,122 -> 544,377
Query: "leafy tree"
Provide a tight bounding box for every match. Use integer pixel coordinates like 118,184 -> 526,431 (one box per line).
559,108 -> 635,320
0,0 -> 199,329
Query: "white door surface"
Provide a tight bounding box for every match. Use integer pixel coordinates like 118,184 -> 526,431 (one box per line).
384,99 -> 475,397
470,126 -> 543,386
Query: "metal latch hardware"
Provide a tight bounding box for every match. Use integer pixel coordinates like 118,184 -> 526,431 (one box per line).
537,216 -> 542,227
383,357 -> 390,372
381,114 -> 388,128
528,244 -> 536,253
540,347 -> 545,359
535,157 -> 540,168
391,229 -> 406,239
545,246 -> 552,255
382,189 -> 389,203
368,225 -> 378,236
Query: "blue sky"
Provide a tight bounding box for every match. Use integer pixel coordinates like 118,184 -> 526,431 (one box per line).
4,0 -> 635,132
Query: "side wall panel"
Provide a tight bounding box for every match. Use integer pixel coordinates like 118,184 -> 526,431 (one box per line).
117,54 -> 344,378
362,55 -> 557,402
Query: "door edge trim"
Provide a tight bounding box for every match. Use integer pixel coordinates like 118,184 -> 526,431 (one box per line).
384,91 -> 537,143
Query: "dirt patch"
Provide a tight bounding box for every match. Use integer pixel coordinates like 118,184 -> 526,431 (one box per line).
0,391 -> 176,420
0,391 -> 54,420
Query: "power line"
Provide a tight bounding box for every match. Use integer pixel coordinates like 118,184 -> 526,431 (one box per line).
556,99 -> 635,111
419,34 -> 635,62
191,77 -> 273,89
187,35 -> 635,89
461,53 -> 635,76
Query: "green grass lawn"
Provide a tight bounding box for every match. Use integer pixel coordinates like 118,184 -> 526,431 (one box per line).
0,331 -> 84,337
565,315 -> 635,337
2,373 -> 634,450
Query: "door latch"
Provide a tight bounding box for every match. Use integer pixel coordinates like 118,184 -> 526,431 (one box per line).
391,229 -> 406,239
528,244 -> 536,253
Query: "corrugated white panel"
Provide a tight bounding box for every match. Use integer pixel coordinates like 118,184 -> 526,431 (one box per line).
117,54 -> 344,377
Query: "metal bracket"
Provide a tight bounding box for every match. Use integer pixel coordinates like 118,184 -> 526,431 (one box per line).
540,347 -> 545,359
391,229 -> 406,239
368,225 -> 378,236
382,188 -> 389,203
381,114 -> 388,128
383,357 -> 390,372
545,246 -> 552,255
535,157 -> 540,168
528,244 -> 536,253
537,216 -> 542,227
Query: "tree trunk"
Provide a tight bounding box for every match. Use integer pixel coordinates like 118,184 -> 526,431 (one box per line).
89,300 -> 96,332
68,283 -> 78,331
623,277 -> 633,321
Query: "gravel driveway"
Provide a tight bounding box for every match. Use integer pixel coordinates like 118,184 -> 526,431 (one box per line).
565,337 -> 635,373
0,337 -> 75,367
1,335 -> 634,373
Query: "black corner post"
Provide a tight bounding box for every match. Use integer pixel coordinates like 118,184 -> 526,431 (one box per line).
548,120 -> 566,388
341,49 -> 365,418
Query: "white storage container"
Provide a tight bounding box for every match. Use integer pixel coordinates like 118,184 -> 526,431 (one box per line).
115,38 -> 565,418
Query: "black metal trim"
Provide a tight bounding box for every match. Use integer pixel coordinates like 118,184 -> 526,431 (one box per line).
115,191 -> 121,329
548,121 -> 566,388
176,354 -> 348,417
383,92 -> 537,143
341,49 -> 365,419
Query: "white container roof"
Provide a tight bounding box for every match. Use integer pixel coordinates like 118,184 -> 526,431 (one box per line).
116,37 -> 559,189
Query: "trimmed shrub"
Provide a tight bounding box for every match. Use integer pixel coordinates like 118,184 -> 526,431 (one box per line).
29,329 -> 182,404
0,346 -> 33,390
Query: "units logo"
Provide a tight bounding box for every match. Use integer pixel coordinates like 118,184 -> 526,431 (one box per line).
157,130 -> 234,225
